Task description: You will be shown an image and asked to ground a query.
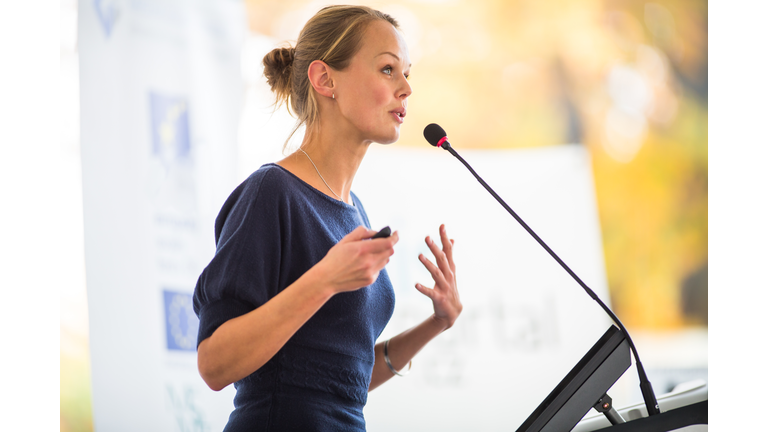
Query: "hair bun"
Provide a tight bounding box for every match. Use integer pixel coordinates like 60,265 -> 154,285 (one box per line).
263,46 -> 295,100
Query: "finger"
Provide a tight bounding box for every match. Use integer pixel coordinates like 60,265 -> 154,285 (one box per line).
372,249 -> 394,271
426,235 -> 452,278
438,225 -> 455,272
367,231 -> 399,255
339,226 -> 377,244
388,231 -> 400,249
370,230 -> 399,246
414,282 -> 435,300
419,253 -> 447,287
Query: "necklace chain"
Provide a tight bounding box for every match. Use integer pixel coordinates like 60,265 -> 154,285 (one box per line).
299,148 -> 342,201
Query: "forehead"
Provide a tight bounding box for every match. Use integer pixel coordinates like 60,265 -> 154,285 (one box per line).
357,20 -> 410,65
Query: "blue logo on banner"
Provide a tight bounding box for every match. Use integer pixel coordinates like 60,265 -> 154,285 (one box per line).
163,290 -> 199,351
93,0 -> 120,37
149,92 -> 191,166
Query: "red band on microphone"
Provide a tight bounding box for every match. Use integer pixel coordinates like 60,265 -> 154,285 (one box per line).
437,136 -> 448,148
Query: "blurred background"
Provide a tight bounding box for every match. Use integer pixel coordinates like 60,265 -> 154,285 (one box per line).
58,0 -> 707,430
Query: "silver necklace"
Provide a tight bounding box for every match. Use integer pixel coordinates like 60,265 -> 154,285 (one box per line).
299,148 -> 342,201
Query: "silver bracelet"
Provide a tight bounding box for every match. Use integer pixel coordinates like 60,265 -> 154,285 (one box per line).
383,338 -> 412,377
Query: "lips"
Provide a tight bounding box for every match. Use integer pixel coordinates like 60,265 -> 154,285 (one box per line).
390,107 -> 406,124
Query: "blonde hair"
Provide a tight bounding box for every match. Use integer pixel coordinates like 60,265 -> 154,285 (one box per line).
262,5 -> 399,146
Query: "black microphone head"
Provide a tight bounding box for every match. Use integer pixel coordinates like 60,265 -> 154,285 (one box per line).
423,123 -> 447,147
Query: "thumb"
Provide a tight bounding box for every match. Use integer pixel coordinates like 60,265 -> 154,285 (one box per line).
337,226 -> 376,244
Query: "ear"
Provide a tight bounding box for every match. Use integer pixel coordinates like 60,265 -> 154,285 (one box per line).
307,60 -> 335,99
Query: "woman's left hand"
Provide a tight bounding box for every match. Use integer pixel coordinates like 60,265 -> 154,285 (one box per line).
415,224 -> 462,330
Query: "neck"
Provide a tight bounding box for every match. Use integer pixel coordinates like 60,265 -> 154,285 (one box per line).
280,121 -> 371,204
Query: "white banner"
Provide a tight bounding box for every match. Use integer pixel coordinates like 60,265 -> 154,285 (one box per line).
79,0 -> 244,430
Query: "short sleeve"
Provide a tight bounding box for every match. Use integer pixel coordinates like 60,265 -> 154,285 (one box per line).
193,169 -> 284,348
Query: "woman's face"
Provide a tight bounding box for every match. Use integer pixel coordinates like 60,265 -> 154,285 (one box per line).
332,20 -> 412,145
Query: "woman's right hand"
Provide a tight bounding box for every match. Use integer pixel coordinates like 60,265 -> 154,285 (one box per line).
315,226 -> 399,294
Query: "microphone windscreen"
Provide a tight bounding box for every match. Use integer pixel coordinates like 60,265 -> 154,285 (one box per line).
423,123 -> 447,147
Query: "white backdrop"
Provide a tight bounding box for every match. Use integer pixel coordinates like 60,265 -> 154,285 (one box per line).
79,0 -> 243,430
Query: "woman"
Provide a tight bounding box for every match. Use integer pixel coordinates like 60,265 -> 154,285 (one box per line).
193,5 -> 462,431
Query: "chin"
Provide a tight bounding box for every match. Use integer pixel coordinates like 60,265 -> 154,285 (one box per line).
373,130 -> 400,145
375,138 -> 399,145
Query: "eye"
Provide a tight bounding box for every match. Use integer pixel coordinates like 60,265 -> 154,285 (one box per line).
382,66 -> 392,76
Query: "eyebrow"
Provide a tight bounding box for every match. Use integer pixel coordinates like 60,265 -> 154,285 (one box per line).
376,51 -> 412,67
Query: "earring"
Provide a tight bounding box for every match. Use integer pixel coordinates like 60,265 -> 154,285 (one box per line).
332,93 -> 335,99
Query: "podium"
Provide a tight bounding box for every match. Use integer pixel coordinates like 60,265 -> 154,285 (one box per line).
515,326 -> 708,432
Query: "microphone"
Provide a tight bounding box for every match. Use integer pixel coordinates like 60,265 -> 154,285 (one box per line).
423,123 -> 452,150
423,123 -> 662,418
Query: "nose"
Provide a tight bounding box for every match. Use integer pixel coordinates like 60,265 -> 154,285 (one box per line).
399,74 -> 412,99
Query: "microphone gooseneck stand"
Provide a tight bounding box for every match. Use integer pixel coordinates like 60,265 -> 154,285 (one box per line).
424,124 -> 661,418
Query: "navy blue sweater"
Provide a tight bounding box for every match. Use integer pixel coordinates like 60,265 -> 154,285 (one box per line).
193,163 -> 395,431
